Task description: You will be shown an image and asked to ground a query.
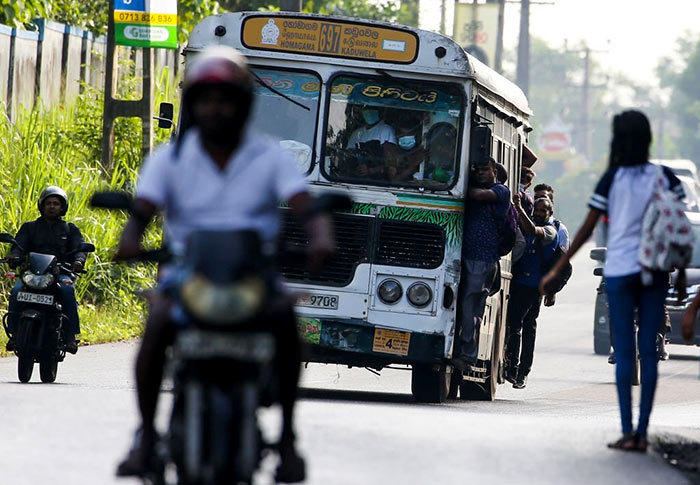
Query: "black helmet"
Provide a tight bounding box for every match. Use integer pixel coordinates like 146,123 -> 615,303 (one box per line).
183,46 -> 254,125
38,186 -> 68,216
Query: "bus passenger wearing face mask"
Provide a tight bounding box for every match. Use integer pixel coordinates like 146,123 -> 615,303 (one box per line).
345,105 -> 396,177
385,117 -> 428,181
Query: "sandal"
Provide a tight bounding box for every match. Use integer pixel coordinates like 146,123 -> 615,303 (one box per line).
634,434 -> 648,453
607,434 -> 637,451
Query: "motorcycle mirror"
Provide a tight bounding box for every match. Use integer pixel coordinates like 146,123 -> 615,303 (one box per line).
91,191 -> 133,211
0,233 -> 15,244
589,247 -> 607,262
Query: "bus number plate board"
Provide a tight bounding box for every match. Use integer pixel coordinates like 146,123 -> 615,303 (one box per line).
296,293 -> 338,310
372,328 -> 410,356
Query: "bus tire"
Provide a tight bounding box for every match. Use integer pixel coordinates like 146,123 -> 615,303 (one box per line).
411,364 -> 450,403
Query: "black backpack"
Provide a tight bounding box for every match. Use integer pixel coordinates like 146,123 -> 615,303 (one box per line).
491,202 -> 519,257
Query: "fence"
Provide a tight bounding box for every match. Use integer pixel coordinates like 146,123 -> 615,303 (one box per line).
0,19 -> 179,121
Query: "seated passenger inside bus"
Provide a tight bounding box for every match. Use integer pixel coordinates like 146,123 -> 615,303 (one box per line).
343,105 -> 396,177
424,122 -> 457,184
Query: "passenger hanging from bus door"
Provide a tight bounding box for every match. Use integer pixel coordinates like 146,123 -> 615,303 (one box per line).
452,157 -> 511,372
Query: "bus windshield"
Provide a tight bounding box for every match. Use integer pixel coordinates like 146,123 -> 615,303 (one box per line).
249,67 -> 321,173
323,74 -> 463,189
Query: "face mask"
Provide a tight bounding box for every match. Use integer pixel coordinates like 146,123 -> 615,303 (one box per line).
518,183 -> 526,192
398,135 -> 416,150
362,109 -> 380,125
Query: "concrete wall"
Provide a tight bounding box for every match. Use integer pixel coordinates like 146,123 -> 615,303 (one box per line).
0,25 -> 11,108
0,19 -> 179,120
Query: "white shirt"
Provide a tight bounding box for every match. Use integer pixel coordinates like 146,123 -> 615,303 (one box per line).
136,128 -> 308,256
345,121 -> 396,149
589,163 -> 683,277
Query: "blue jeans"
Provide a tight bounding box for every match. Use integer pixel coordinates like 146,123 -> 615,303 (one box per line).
7,275 -> 80,336
605,271 -> 667,436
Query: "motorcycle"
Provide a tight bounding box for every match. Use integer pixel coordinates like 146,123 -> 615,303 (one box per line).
91,191 -> 351,485
0,232 -> 95,383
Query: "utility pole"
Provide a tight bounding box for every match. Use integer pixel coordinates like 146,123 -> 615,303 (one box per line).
494,0 -> 505,73
516,0 -> 530,96
582,46 -> 592,164
279,0 -> 301,11
440,0 -> 447,35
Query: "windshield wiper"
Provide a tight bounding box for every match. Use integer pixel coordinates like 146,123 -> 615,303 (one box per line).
375,69 -> 409,87
251,71 -> 311,112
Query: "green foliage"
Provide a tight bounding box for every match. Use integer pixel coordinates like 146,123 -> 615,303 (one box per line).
302,0 -> 418,26
0,0 -> 47,28
0,58 -> 181,351
660,34 -> 700,164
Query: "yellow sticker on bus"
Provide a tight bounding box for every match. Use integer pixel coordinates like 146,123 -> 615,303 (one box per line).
242,16 -> 418,64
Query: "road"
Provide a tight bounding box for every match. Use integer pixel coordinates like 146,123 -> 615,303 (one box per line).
1,246 -> 699,485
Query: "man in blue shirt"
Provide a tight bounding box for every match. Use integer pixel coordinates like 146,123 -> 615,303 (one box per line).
453,158 -> 510,371
505,196 -> 558,389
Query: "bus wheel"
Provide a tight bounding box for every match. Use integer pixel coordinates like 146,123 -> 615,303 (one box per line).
411,364 -> 450,403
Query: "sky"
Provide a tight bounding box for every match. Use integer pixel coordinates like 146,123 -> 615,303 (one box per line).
419,0 -> 700,83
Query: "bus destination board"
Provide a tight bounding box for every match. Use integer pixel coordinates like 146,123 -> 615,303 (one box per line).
242,16 -> 418,64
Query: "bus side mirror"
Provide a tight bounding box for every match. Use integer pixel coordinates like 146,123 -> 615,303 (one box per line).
154,102 -> 174,129
470,125 -> 492,166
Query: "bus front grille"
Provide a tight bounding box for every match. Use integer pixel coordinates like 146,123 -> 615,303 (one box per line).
375,220 -> 445,269
278,210 -> 446,286
278,211 -> 372,286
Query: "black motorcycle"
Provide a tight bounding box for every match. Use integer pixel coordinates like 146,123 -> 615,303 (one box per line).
92,191 -> 350,485
0,232 -> 94,383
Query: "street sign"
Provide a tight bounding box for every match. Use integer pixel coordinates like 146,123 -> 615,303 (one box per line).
114,0 -> 178,49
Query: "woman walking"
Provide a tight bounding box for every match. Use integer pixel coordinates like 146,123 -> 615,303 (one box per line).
541,110 -> 685,451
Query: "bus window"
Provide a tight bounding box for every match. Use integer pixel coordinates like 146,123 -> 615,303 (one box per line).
249,68 -> 321,173
323,75 -> 463,189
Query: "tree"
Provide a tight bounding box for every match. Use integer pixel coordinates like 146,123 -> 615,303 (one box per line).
302,0 -> 418,26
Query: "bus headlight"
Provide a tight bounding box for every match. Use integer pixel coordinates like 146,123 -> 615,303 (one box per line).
378,279 -> 402,304
407,282 -> 432,308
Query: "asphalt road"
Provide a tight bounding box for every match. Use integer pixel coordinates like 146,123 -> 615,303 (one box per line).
1,246 -> 699,485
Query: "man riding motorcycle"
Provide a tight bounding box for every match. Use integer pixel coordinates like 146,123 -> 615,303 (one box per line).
115,46 -> 334,483
5,186 -> 85,354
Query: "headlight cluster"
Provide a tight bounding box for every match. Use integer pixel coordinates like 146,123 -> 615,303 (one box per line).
22,271 -> 54,289
377,279 -> 433,308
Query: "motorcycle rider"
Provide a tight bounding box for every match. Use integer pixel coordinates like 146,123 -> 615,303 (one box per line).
5,186 -> 86,355
114,46 -> 334,483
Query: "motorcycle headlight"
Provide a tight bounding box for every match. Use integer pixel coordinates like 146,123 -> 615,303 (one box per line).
180,273 -> 266,325
378,279 -> 402,304
22,271 -> 54,289
407,282 -> 432,308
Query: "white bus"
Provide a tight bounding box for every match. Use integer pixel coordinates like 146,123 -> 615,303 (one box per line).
183,11 -> 534,402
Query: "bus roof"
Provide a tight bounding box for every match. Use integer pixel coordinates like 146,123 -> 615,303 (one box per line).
186,11 -> 532,116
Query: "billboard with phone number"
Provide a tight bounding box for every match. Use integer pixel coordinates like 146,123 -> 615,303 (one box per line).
114,0 -> 178,49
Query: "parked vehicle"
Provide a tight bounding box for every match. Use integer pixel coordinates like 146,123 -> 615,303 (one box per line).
0,232 -> 94,383
590,211 -> 700,358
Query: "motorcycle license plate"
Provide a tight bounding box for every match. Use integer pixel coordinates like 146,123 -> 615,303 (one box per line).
17,292 -> 54,305
175,330 -> 275,362
296,293 -> 338,310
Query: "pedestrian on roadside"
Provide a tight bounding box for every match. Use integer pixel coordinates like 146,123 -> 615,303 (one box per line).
452,157 -> 510,371
505,196 -> 559,389
540,110 -> 686,452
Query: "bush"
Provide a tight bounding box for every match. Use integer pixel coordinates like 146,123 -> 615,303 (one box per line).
0,71 -> 175,351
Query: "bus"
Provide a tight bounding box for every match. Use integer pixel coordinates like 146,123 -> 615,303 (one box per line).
183,11 -> 534,402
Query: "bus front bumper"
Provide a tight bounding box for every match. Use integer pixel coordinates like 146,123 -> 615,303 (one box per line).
296,317 -> 446,368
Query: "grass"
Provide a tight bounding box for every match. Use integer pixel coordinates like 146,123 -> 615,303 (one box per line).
0,58 -> 180,356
